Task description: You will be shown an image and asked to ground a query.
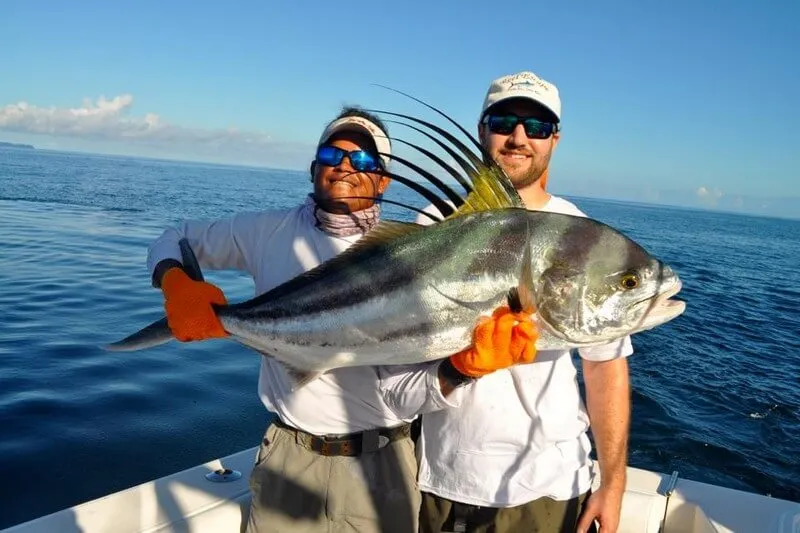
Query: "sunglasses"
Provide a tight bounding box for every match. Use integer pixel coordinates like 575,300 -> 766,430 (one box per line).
482,114 -> 558,139
316,145 -> 382,172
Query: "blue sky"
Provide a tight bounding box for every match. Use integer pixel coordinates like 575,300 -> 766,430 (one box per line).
1,0 -> 798,217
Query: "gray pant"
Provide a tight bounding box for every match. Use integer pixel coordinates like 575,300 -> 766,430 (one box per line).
420,490 -> 594,533
244,421 -> 421,533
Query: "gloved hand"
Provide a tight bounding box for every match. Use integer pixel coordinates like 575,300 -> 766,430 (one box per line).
449,306 -> 538,378
160,267 -> 229,342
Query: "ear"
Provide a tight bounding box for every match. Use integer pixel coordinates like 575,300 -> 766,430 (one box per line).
550,131 -> 561,152
309,160 -> 316,182
377,175 -> 391,194
477,123 -> 487,146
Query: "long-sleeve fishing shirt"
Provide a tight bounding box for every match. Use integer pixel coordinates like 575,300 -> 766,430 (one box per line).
147,199 -> 416,436
378,194 -> 633,507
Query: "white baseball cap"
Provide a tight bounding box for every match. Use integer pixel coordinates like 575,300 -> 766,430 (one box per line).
317,116 -> 392,169
480,71 -> 561,123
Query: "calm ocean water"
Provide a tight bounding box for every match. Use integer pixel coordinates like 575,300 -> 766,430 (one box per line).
1,146 -> 798,528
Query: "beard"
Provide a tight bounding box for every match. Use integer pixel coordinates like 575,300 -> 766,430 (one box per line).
496,148 -> 552,189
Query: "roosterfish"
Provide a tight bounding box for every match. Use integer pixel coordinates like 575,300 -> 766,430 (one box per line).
105,95 -> 685,388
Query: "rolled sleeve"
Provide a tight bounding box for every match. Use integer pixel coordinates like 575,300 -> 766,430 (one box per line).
378,361 -> 469,419
146,212 -> 262,281
577,336 -> 633,362
146,227 -> 184,275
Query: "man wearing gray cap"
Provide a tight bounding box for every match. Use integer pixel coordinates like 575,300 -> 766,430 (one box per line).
380,71 -> 632,533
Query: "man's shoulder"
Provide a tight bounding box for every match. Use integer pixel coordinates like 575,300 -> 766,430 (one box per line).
211,205 -> 306,244
540,195 -> 587,218
413,195 -> 588,223
236,204 -> 303,226
415,201 -> 455,226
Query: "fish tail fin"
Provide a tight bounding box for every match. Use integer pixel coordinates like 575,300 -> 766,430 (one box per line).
103,238 -> 205,352
103,317 -> 174,351
178,238 -> 204,282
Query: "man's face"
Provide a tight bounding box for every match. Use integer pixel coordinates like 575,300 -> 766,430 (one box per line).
312,131 -> 389,214
479,98 -> 560,189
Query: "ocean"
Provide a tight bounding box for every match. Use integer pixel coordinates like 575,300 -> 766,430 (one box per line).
1,146 -> 798,528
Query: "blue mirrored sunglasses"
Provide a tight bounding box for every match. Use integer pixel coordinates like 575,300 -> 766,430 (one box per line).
482,114 -> 558,139
316,145 -> 382,172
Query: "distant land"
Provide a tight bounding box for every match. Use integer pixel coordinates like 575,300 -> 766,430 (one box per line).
0,141 -> 36,149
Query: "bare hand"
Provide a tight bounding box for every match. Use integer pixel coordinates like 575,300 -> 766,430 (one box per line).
576,485 -> 623,533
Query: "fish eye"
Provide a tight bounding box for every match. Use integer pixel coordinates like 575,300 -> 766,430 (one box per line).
620,272 -> 640,290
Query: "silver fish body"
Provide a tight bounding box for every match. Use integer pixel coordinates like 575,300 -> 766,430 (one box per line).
108,208 -> 684,383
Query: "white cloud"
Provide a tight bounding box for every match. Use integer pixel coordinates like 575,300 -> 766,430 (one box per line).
0,94 -> 314,168
696,185 -> 724,206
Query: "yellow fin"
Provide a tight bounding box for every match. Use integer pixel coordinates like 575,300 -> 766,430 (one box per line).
446,164 -> 525,219
330,220 -> 423,257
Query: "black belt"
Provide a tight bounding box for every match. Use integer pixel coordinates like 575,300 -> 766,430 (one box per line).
272,418 -> 411,457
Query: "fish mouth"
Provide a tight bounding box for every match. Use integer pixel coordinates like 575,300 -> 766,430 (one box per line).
631,278 -> 686,332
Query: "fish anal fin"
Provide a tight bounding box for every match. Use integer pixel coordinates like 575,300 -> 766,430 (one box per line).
248,347 -> 326,391
282,365 -> 325,391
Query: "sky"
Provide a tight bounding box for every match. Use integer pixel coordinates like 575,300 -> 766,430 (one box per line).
1,0 -> 798,218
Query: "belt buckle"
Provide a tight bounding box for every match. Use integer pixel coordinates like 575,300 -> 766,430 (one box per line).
362,429 -> 391,453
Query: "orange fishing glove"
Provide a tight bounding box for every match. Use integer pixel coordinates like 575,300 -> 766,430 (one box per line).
449,306 -> 538,378
160,267 -> 229,342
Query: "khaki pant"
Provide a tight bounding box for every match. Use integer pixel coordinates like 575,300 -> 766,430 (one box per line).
244,421 -> 421,533
420,490 -> 594,533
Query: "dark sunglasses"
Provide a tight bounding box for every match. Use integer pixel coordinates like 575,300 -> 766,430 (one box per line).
482,114 -> 559,139
316,145 -> 382,172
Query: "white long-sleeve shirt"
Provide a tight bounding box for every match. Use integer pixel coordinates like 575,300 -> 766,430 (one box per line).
379,194 -> 633,507
147,199 -> 415,436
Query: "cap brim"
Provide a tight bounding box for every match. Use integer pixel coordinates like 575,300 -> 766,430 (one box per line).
318,117 -> 391,168
483,92 -> 560,123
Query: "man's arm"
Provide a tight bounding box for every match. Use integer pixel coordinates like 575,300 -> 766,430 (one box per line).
577,355 -> 630,533
378,361 -> 471,420
147,212 -> 261,286
379,307 -> 537,419
583,356 -> 630,490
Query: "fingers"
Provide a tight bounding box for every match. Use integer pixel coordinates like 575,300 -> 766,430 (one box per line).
491,312 -> 517,359
472,316 -> 496,348
575,494 -> 602,533
163,278 -> 228,341
575,509 -> 597,533
205,284 -> 229,306
491,305 -> 512,319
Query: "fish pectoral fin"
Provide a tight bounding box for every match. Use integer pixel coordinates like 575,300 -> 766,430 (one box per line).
428,284 -> 501,312
342,220 -> 423,251
513,236 -> 537,314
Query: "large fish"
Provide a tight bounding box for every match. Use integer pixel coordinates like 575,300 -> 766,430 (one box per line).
105,97 -> 685,387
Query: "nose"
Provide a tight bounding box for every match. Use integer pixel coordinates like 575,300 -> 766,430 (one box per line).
507,123 -> 529,147
333,155 -> 355,172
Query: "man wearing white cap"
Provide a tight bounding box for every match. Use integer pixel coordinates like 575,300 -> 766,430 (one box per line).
146,106 -> 421,533
380,72 -> 632,532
